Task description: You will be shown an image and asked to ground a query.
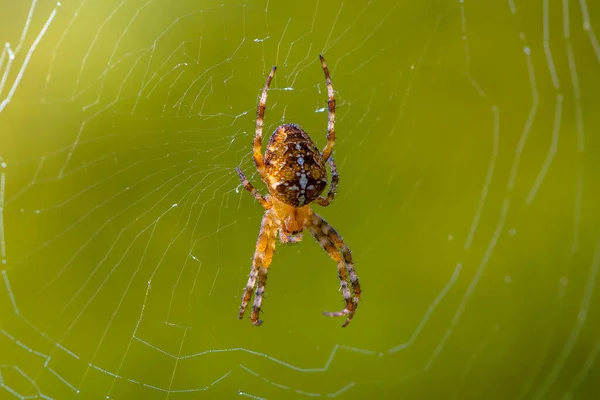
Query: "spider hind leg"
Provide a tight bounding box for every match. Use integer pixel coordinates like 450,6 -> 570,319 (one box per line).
251,266 -> 269,325
308,212 -> 359,327
239,211 -> 277,325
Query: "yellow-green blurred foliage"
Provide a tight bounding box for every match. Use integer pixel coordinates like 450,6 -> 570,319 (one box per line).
1,0 -> 599,399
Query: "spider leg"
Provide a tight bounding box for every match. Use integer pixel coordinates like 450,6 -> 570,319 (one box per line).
326,220 -> 361,314
308,212 -> 358,327
254,66 -> 277,175
319,55 -> 336,162
251,265 -> 270,325
236,167 -> 271,209
239,210 -> 277,326
315,157 -> 338,207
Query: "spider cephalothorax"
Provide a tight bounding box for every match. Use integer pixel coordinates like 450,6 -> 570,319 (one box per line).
236,56 -> 360,327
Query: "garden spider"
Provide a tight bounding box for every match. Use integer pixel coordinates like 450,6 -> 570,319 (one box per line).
237,55 -> 360,327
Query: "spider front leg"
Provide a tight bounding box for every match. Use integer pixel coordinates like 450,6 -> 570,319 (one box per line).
253,66 -> 277,174
236,167 -> 271,209
319,55 -> 336,162
308,212 -> 359,327
239,210 -> 277,326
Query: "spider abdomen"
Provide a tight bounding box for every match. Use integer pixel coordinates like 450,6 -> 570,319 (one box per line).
263,123 -> 327,207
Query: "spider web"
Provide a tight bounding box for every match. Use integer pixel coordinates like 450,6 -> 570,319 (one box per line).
1,0 -> 600,398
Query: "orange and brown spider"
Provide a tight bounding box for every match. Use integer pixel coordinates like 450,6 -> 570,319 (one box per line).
237,55 -> 360,327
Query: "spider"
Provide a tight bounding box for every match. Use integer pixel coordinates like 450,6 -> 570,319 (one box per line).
236,55 -> 360,327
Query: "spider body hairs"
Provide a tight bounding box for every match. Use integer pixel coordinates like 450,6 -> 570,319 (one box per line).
237,55 -> 361,327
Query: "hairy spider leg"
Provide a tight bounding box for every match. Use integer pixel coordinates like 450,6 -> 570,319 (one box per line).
253,66 -> 277,175
308,212 -> 358,327
251,215 -> 277,326
236,167 -> 271,209
239,210 -> 277,325
323,215 -> 361,319
315,157 -> 339,207
307,215 -> 353,324
319,55 -> 336,162
251,265 -> 269,325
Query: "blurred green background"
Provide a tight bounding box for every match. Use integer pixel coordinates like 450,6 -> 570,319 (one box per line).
1,0 -> 599,399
